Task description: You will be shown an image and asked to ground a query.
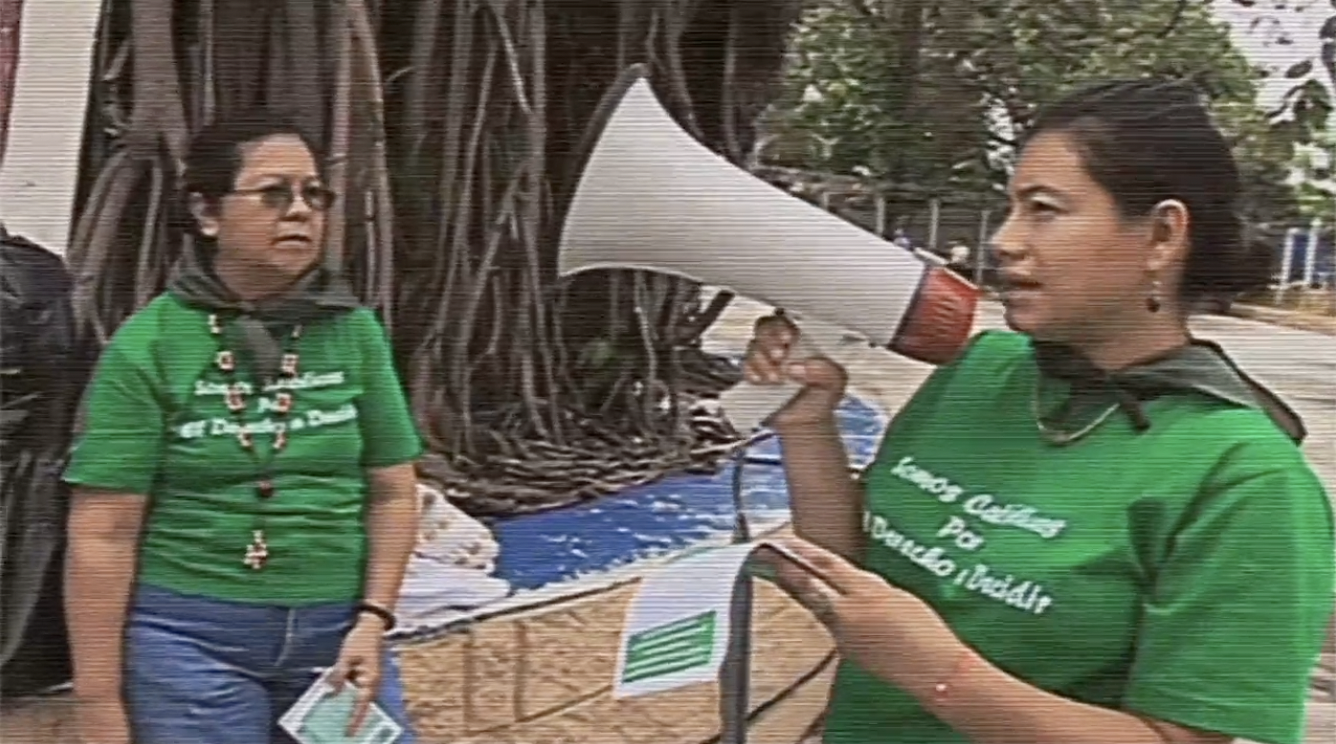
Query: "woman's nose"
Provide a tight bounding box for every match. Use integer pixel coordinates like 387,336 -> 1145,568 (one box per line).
281,194 -> 314,219
989,217 -> 1025,262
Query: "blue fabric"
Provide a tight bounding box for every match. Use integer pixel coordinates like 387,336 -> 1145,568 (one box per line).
490,394 -> 886,591
124,584 -> 416,744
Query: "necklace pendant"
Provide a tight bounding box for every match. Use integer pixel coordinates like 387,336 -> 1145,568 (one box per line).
216,350 -> 236,372
256,479 -> 275,499
226,383 -> 247,412
244,530 -> 269,570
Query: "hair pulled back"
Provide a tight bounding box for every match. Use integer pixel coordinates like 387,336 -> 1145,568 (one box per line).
1025,79 -> 1269,301
176,110 -> 321,240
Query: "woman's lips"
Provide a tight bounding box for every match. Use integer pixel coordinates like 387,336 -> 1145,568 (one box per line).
1000,277 -> 1042,302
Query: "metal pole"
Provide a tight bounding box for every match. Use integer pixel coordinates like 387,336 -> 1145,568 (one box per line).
874,196 -> 887,237
1303,217 -> 1322,288
927,198 -> 941,253
1276,227 -> 1298,306
1330,143 -> 1336,314
973,208 -> 991,287
719,442 -> 758,744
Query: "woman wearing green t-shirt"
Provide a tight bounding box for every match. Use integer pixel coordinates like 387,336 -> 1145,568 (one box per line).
747,80 -> 1334,744
62,113 -> 424,744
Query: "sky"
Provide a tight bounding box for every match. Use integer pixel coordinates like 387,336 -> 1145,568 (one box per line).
1215,1 -> 1333,201
1215,0 -> 1332,107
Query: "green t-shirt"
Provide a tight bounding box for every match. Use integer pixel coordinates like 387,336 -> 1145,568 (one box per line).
824,331 -> 1334,744
64,294 -> 424,605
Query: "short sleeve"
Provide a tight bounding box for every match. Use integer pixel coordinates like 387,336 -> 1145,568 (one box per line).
63,335 -> 166,494
354,311 -> 424,468
1122,440 -> 1335,744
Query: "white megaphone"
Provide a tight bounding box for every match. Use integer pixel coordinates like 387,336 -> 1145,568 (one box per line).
557,65 -> 980,431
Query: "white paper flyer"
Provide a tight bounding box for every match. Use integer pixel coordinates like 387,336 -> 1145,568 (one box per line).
611,540 -> 821,699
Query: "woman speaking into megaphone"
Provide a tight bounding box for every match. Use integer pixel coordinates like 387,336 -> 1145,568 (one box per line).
747,79 -> 1333,744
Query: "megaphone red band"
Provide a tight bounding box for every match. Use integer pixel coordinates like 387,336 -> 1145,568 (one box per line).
889,267 -> 980,366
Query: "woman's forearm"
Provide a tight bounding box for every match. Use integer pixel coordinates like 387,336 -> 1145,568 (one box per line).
890,639 -> 1219,744
776,416 -> 865,561
64,496 -> 146,700
361,463 -> 419,611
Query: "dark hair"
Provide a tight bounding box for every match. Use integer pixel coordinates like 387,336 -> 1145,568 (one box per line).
176,110 -> 322,242
182,110 -> 321,202
1024,78 -> 1268,301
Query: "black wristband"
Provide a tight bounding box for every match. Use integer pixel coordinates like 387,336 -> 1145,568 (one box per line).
355,601 -> 397,631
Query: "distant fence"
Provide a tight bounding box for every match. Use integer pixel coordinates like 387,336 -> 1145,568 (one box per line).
756,166 -> 1336,307
1275,220 -> 1334,289
752,165 -> 1004,286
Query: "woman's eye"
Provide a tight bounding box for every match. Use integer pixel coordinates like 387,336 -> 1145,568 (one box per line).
257,186 -> 291,207
1029,201 -> 1061,217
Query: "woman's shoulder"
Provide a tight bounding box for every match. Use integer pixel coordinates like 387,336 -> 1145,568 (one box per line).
1198,408 -> 1326,485
939,329 -> 1032,378
334,306 -> 391,344
101,293 -> 194,353
313,305 -> 379,332
1155,404 -> 1331,535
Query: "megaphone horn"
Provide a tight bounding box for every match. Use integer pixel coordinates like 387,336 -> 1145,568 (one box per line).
557,65 -> 980,431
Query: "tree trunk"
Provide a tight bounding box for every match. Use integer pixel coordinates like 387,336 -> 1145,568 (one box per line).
0,0 -> 21,167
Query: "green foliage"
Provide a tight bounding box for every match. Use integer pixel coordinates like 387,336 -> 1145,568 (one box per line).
1292,128 -> 1335,220
768,0 -> 1307,224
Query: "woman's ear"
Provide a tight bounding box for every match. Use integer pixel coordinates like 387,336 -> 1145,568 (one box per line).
1145,198 -> 1190,275
188,192 -> 220,238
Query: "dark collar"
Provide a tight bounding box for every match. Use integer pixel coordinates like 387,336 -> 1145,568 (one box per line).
1032,339 -> 1305,443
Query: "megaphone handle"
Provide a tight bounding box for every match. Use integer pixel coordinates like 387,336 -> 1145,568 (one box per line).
718,325 -> 841,433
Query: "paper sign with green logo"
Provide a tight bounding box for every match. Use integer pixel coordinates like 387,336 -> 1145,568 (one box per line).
611,542 -> 762,698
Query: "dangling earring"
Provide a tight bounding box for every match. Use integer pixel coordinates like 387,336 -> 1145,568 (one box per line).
1145,278 -> 1163,313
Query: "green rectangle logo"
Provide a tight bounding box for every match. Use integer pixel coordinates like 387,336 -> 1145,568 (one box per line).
620,610 -> 718,685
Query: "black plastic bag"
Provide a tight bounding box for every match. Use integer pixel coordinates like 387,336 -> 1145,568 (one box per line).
0,226 -> 88,696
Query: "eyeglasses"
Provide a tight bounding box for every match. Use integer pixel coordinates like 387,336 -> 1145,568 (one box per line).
226,183 -> 338,213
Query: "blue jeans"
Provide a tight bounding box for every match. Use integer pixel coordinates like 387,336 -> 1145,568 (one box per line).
124,585 -> 417,744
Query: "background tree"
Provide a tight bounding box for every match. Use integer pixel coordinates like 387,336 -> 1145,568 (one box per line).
1230,0 -> 1335,222
1294,128 -> 1336,219
765,0 -> 1309,229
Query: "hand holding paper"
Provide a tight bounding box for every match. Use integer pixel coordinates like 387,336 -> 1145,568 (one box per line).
327,620 -> 386,737
610,539 -> 838,699
278,671 -> 403,744
755,537 -> 966,699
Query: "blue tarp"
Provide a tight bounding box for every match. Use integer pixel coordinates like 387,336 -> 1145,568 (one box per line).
490,396 -> 888,590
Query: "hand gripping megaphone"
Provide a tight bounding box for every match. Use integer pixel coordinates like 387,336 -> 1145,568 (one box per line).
556,65 -> 980,431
